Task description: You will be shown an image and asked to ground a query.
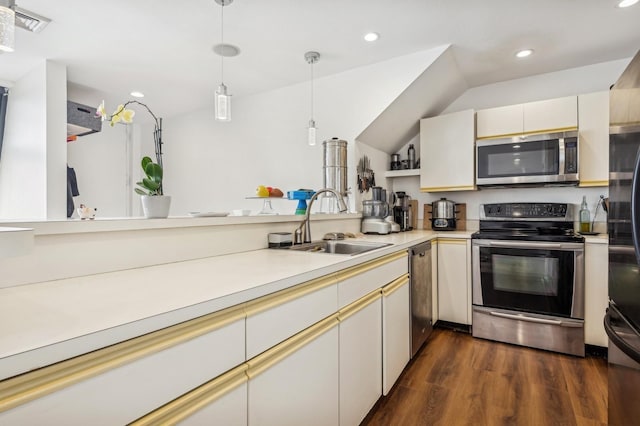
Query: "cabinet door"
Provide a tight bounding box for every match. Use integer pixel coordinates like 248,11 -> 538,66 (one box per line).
431,242 -> 439,323
585,241 -> 609,347
246,275 -> 338,359
339,292 -> 382,425
523,96 -> 578,133
437,239 -> 471,325
247,319 -> 339,426
0,313 -> 246,426
578,91 -> 610,187
420,109 -> 475,192
133,365 -> 248,426
337,253 -> 407,309
476,104 -> 523,138
180,382 -> 247,426
382,278 -> 410,396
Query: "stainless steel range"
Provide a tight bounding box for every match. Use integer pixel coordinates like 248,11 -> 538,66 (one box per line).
471,202 -> 586,356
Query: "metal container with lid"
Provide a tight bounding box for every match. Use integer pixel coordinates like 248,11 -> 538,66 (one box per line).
323,137 -> 348,196
431,198 -> 456,230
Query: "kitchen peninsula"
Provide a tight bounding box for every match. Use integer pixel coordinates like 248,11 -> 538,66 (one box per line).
0,214 -> 471,424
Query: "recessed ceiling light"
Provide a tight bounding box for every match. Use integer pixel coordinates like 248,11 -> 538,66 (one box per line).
618,0 -> 638,7
515,49 -> 534,58
364,32 -> 379,42
130,91 -> 144,98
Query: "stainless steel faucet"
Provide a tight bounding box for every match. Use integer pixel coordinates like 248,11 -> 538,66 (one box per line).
295,188 -> 348,244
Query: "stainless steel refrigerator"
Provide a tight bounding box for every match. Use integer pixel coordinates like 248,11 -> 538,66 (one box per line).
605,50 -> 640,426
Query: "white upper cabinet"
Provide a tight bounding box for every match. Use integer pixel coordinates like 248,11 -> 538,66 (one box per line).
523,96 -> 578,133
476,104 -> 523,139
578,91 -> 610,187
420,109 -> 475,192
476,96 -> 578,139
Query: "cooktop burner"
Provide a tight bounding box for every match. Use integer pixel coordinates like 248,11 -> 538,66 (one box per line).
473,203 -> 585,243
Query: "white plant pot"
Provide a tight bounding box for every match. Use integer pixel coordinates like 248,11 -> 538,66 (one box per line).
141,195 -> 171,219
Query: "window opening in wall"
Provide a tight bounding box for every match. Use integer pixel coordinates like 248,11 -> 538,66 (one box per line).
0,86 -> 7,163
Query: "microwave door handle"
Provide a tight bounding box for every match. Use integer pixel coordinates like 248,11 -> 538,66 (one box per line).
632,146 -> 640,267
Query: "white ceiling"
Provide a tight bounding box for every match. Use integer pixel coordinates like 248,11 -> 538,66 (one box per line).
1,0 -> 639,119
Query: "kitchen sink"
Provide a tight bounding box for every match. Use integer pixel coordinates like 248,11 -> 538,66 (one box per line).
286,240 -> 392,255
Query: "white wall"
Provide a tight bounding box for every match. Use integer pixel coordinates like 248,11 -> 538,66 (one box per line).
159,47 -> 449,216
391,58 -> 632,228
0,61 -> 67,220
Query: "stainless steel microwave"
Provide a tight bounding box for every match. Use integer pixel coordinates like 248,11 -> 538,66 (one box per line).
476,131 -> 578,187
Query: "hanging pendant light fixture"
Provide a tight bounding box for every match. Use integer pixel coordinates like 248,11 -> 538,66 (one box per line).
305,51 -> 320,146
0,0 -> 15,53
214,0 -> 233,121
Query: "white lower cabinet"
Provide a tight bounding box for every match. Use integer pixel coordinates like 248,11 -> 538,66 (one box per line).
181,381 -> 247,426
0,250 -> 414,426
0,308 -> 246,426
134,364 -> 249,426
245,275 -> 338,359
247,317 -> 339,426
339,291 -> 383,426
437,239 -> 471,325
585,240 -> 609,347
382,276 -> 410,396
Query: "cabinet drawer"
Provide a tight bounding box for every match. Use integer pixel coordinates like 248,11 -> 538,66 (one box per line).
0,307 -> 246,425
245,274 -> 338,359
338,252 -> 408,308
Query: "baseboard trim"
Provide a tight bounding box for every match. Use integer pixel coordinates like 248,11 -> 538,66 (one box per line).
434,320 -> 471,334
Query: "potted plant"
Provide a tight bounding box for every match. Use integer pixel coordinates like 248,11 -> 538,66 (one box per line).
135,156 -> 171,218
97,100 -> 168,218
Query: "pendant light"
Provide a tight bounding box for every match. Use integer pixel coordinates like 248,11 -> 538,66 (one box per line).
214,0 -> 233,121
305,51 -> 320,146
0,0 -> 15,53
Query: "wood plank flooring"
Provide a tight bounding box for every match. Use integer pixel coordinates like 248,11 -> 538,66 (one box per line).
362,328 -> 608,426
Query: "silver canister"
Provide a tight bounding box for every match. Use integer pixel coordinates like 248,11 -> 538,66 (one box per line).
323,138 -> 348,196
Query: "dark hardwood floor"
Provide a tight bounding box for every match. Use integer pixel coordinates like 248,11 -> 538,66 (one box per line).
363,328 -> 608,426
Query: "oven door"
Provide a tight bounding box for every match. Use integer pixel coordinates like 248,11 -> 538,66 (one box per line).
472,239 -> 585,319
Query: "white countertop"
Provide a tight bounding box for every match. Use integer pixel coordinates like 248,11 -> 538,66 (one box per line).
0,230 -> 472,380
0,213 -> 363,236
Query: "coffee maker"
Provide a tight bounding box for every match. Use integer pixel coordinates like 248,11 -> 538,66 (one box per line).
393,192 -> 413,231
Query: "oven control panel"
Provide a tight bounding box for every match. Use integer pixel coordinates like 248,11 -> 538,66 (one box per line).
482,203 -> 570,219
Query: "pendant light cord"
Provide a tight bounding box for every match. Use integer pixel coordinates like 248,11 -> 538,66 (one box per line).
220,1 -> 225,85
310,58 -> 314,122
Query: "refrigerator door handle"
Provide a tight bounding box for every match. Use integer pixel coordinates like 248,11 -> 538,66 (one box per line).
632,147 -> 640,266
604,311 -> 640,364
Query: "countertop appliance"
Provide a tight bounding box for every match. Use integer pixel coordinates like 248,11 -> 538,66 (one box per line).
410,241 -> 432,357
361,199 -> 391,234
605,49 -> 640,425
471,202 -> 585,356
393,192 -> 412,231
431,198 -> 457,230
476,131 -> 579,187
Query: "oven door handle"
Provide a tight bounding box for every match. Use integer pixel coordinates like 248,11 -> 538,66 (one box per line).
489,311 -> 582,327
487,241 -> 564,250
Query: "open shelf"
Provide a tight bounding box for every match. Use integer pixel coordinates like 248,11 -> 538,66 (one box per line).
384,169 -> 420,178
